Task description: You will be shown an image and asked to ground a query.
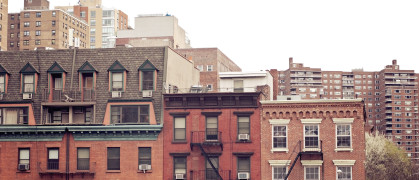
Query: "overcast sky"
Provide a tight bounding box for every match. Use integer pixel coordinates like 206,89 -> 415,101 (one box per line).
9,0 -> 419,72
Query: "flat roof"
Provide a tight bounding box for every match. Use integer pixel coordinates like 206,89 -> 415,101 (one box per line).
260,99 -> 363,104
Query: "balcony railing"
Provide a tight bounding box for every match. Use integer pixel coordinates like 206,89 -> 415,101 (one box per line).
190,170 -> 231,180
191,131 -> 222,144
42,88 -> 95,102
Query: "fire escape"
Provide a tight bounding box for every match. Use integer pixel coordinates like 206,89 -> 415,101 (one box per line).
284,140 -> 323,180
190,131 -> 229,180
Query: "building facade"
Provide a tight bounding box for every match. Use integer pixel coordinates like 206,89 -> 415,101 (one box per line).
273,58 -> 419,163
176,48 -> 242,93
0,47 -> 199,179
8,9 -> 90,50
0,0 -> 8,51
163,92 -> 261,180
219,71 -> 274,100
261,99 -> 366,180
117,15 -> 191,49
24,0 -> 49,10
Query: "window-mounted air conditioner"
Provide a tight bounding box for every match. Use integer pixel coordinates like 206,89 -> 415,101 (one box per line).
139,164 -> 151,171
238,172 -> 250,180
23,93 -> 32,100
238,134 -> 250,141
112,91 -> 122,98
142,90 -> 152,98
18,164 -> 29,171
175,173 -> 185,179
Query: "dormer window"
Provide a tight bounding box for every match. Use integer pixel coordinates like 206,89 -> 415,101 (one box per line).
19,62 -> 39,94
108,60 -> 127,92
0,64 -> 9,94
138,60 -> 158,91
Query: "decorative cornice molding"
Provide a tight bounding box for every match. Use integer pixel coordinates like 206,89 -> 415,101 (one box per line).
332,160 -> 356,166
269,119 -> 290,125
333,118 -> 355,124
269,160 -> 291,166
301,160 -> 323,166
301,119 -> 322,124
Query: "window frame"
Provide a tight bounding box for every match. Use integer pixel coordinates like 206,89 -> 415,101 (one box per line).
303,124 -> 320,149
336,124 -> 352,149
173,156 -> 187,178
0,74 -> 5,93
304,166 -> 320,180
18,148 -> 30,169
110,105 -> 150,124
272,125 -> 287,149
173,116 -> 186,142
107,147 -> 120,170
237,116 -> 250,140
272,166 -> 287,180
205,156 -> 219,179
237,156 -> 251,176
22,74 -> 35,93
138,147 -> 152,168
206,116 -> 218,141
207,65 -> 213,71
141,70 -> 154,91
111,72 -> 123,92
336,166 -> 352,180
77,147 -> 90,170
47,148 -> 59,170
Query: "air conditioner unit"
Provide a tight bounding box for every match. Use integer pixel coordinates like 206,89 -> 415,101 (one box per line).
238,134 -> 249,141
18,164 -> 29,171
112,91 -> 122,98
238,172 -> 250,180
175,173 -> 185,179
139,164 -> 151,171
142,90 -> 152,98
23,93 -> 32,100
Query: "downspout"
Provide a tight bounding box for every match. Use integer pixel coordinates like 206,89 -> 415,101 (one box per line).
70,48 -> 77,89
66,128 -> 70,180
162,47 -> 168,125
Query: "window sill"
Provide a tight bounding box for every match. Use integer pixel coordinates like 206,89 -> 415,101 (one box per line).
172,141 -> 187,144
235,140 -> 252,143
106,170 -> 121,173
137,170 -> 153,173
271,148 -> 289,153
335,148 -> 353,152
16,170 -> 31,173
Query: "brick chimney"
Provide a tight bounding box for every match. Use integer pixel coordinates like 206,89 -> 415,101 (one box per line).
392,59 -> 397,65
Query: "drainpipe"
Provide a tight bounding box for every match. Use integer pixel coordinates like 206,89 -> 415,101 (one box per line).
70,48 -> 77,89
66,128 -> 70,180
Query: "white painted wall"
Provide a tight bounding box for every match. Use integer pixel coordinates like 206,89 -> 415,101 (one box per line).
219,71 -> 274,100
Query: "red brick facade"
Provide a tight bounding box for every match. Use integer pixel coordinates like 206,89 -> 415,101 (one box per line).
163,92 -> 261,180
261,100 -> 366,180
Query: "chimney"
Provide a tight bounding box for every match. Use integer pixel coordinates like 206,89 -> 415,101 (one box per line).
392,59 -> 397,65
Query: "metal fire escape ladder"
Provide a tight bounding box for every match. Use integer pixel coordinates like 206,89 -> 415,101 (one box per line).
197,144 -> 223,180
284,141 -> 302,180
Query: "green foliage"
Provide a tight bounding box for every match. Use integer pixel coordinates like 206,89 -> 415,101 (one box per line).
365,133 -> 412,180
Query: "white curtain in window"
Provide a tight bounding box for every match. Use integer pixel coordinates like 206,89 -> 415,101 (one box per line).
49,149 -> 59,159
54,77 -> 62,90
112,73 -> 122,89
78,149 -> 89,158
24,75 -> 34,92
20,149 -> 29,159
5,109 -> 18,124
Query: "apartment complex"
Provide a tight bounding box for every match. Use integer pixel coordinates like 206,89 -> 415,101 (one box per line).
163,92 -> 261,180
117,15 -> 191,49
56,0 -> 128,49
7,9 -> 90,50
261,99 -> 366,180
0,0 -> 8,51
176,48 -> 242,93
0,47 -> 199,179
273,58 -> 419,164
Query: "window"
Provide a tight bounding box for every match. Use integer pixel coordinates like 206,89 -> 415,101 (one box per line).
273,166 -> 286,180
11,15 -> 15,20
0,108 -> 29,124
304,125 -> 319,149
138,147 -> 151,167
35,40 -> 41,45
234,80 -> 244,92
90,11 -> 96,18
0,75 -> 4,93
52,11 -> 56,17
111,105 -> 149,124
18,148 -> 30,169
47,148 -> 59,170
36,12 -> 41,17
77,148 -> 89,170
207,84 -> 213,91
24,31 -> 29,36
80,11 -> 86,18
273,126 -> 287,149
336,125 -> 351,148
174,117 -> 186,141
207,65 -> 213,71
197,65 -> 203,71
206,157 -> 219,180
174,157 -> 187,178
206,116 -> 218,140
238,116 -> 250,138
111,72 -> 123,91
237,157 -> 250,174
142,71 -> 154,90
24,22 -> 30,27
10,24 -> 14,29
24,13 -> 29,18
305,166 -> 320,180
52,20 -> 56,26
36,21 -> 41,27
91,20 -> 96,26
23,74 -> 34,93
52,30 -> 56,36
107,147 -> 120,170
35,30 -> 41,36
51,39 -> 55,45
337,166 -> 351,180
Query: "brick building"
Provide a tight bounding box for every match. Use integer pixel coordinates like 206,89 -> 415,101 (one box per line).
0,0 -> 8,51
272,58 -> 419,163
0,47 -> 199,179
176,48 -> 242,93
261,99 -> 366,180
8,9 -> 90,51
163,92 -> 261,180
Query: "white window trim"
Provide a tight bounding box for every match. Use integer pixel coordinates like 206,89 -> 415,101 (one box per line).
269,160 -> 291,166
269,119 -> 290,125
271,165 -> 288,180
304,165 -> 321,180
303,124 -> 320,152
207,65 -> 213,71
335,124 -> 353,152
272,125 -> 288,153
332,160 -> 356,166
301,160 -> 323,166
336,166 -> 352,180
301,118 -> 322,124
332,118 -> 354,124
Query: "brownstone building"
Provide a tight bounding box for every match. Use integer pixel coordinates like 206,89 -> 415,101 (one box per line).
163,92 -> 261,180
0,47 -> 199,179
176,48 -> 242,92
8,9 -> 90,51
273,58 -> 419,163
261,99 -> 366,180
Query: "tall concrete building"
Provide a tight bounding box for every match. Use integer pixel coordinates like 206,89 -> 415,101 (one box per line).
272,58 -> 419,164
117,15 -> 191,49
7,9 -> 90,50
56,0 -> 128,49
0,0 -> 8,51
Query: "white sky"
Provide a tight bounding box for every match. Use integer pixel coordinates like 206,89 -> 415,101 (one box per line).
9,0 -> 419,72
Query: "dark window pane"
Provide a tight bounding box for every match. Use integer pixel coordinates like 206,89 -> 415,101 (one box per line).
107,148 -> 120,170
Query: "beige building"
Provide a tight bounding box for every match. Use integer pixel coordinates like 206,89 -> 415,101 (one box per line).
8,9 -> 90,50
0,0 -> 8,51
117,15 -> 191,49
